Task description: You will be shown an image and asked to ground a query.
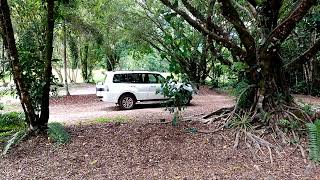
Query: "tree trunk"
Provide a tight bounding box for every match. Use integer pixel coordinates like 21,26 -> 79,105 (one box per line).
39,0 -> 55,128
258,48 -> 293,112
63,19 -> 70,96
81,44 -> 89,83
0,0 -> 37,128
53,66 -> 63,83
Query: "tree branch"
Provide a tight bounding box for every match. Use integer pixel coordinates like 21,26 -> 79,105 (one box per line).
265,0 -> 316,46
159,0 -> 246,58
181,0 -> 205,22
218,0 -> 256,53
285,38 -> 320,68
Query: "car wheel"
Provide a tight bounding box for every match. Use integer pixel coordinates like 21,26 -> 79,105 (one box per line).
183,96 -> 191,106
119,94 -> 136,110
181,90 -> 192,106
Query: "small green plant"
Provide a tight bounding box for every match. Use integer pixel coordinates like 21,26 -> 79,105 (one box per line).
94,116 -> 127,123
47,123 -> 70,145
230,113 -> 252,131
0,103 -> 4,110
278,119 -> 300,133
158,74 -> 194,125
307,120 -> 320,163
2,129 -> 27,155
301,103 -> 315,116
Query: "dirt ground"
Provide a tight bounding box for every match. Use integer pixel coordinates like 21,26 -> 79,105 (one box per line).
1,85 -> 320,179
49,86 -> 234,124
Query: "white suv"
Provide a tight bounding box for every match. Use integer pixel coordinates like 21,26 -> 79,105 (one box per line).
96,71 -> 193,110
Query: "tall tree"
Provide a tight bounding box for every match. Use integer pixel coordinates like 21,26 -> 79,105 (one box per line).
0,0 -> 56,131
159,0 -> 320,126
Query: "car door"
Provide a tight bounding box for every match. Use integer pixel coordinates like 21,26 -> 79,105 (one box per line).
147,73 -> 166,100
127,73 -> 150,101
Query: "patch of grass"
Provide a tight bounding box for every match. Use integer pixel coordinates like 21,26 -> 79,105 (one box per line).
0,112 -> 25,132
94,116 -> 128,124
47,123 -> 70,145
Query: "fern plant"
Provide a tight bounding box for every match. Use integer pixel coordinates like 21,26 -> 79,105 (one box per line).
307,120 -> 320,163
47,123 -> 70,145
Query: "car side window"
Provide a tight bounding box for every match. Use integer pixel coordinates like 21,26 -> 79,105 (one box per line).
148,74 -> 162,84
113,74 -> 128,83
142,73 -> 149,83
157,74 -> 165,83
128,73 -> 143,83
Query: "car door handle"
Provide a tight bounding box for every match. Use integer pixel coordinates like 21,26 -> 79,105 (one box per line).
130,85 -> 136,87
150,86 -> 156,87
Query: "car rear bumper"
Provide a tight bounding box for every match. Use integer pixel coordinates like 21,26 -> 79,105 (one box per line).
102,92 -> 119,103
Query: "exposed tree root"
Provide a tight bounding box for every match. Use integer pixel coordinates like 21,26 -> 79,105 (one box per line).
183,94 -> 316,162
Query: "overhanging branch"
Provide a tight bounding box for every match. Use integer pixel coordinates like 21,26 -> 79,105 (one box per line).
285,38 -> 320,68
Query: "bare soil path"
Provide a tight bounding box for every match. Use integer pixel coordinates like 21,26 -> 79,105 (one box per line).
49,86 -> 235,124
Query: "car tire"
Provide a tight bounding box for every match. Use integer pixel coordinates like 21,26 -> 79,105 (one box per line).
119,94 -> 136,110
183,96 -> 191,106
181,90 -> 192,106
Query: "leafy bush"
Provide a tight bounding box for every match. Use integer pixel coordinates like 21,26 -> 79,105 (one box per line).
307,120 -> 320,163
47,123 -> 70,145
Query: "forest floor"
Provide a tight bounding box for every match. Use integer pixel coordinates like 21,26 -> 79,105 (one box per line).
1,85 -> 320,179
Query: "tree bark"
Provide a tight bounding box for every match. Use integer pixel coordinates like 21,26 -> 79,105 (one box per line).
63,19 -> 70,95
39,0 -> 55,128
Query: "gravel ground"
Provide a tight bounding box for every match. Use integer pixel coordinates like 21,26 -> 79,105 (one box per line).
0,85 -> 320,179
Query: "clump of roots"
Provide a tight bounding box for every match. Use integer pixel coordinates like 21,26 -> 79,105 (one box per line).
185,87 -> 320,163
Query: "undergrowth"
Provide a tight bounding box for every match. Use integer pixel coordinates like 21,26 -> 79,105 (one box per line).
48,123 -> 70,145
0,112 -> 26,143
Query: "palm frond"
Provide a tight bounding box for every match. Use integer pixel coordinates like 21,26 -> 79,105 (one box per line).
307,120 -> 320,163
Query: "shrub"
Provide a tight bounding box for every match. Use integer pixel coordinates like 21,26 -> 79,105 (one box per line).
47,123 -> 70,145
307,119 -> 320,163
